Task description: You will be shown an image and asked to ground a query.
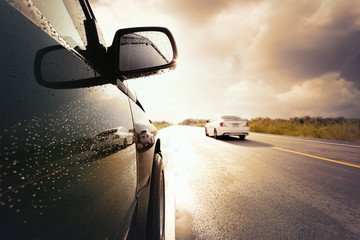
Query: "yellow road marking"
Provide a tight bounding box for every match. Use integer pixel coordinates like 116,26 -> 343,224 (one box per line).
272,147 -> 360,169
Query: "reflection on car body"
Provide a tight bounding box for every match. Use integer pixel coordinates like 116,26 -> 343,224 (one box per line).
139,129 -> 155,146
120,32 -> 173,72
0,0 -> 177,239
91,127 -> 134,152
134,123 -> 157,152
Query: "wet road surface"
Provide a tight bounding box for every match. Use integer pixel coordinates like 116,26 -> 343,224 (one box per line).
160,126 -> 360,240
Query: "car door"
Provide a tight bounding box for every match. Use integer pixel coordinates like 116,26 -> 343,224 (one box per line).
0,1 -> 137,239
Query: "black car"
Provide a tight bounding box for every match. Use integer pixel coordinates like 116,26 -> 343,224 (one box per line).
0,0 -> 177,239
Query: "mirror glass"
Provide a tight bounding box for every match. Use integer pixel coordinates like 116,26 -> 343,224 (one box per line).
38,46 -> 95,83
34,45 -> 107,89
119,31 -> 174,72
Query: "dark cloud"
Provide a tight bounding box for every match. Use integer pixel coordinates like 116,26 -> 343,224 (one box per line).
278,30 -> 360,81
341,55 -> 360,89
240,0 -> 360,89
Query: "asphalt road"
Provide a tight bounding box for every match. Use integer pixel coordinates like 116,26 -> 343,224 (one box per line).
159,125 -> 360,240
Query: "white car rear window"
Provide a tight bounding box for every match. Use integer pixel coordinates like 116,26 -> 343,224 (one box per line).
221,115 -> 241,121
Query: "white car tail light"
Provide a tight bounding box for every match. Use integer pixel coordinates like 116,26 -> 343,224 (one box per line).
220,122 -> 229,127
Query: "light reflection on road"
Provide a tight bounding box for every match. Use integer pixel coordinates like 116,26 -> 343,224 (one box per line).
160,127 -> 195,240
160,125 -> 360,240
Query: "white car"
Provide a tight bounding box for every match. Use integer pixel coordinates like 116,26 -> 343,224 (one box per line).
205,114 -> 250,140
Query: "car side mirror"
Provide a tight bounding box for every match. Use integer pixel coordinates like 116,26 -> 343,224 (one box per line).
109,27 -> 178,80
34,45 -> 109,89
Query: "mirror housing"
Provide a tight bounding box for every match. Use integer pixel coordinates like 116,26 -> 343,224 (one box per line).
109,27 -> 178,80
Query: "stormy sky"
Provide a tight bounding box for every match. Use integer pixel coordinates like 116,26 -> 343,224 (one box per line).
90,0 -> 360,123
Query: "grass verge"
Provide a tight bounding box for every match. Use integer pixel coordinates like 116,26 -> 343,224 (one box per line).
152,121 -> 173,130
250,117 -> 360,142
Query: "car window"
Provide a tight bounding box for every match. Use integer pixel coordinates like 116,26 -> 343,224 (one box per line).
31,0 -> 88,50
221,115 -> 241,121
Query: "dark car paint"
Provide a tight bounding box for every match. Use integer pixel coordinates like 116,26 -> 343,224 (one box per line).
0,0 -> 168,239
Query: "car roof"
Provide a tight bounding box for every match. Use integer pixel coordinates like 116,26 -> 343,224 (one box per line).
216,114 -> 240,118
